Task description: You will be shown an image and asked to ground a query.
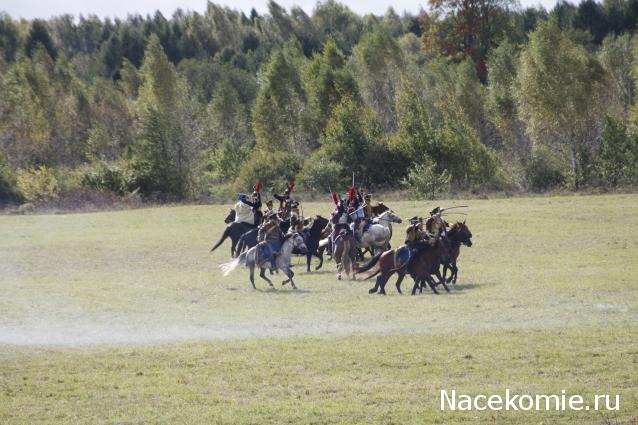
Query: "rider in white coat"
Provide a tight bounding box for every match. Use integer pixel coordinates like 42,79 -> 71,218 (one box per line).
234,193 -> 254,225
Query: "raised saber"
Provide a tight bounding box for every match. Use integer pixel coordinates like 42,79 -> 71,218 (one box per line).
441,205 -> 469,212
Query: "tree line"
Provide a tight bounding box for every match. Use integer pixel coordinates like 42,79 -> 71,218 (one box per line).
1,0 -> 638,205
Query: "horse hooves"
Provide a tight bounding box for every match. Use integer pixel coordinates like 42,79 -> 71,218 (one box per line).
368,288 -> 377,294
337,275 -> 342,281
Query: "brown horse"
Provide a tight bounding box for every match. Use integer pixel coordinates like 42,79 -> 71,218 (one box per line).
406,238 -> 452,295
333,228 -> 357,280
356,238 -> 450,295
355,222 -> 471,295
441,221 -> 473,284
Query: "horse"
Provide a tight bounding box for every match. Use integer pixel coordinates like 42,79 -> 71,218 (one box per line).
405,238 -> 452,295
333,228 -> 357,280
233,218 -> 291,258
210,209 -> 256,256
220,233 -> 308,290
224,209 -> 236,224
300,215 -> 329,272
356,210 -> 403,255
441,221 -> 473,284
370,202 -> 389,216
355,237 -> 449,295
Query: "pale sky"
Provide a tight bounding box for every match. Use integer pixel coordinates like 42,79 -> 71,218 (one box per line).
2,0 -> 558,20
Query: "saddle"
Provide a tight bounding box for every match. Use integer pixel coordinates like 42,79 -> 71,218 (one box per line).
362,220 -> 373,233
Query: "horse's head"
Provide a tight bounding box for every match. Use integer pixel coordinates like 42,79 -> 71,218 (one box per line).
380,210 -> 402,224
287,232 -> 308,254
224,209 -> 236,224
450,221 -> 473,247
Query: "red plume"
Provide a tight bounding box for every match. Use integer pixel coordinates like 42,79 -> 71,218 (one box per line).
288,180 -> 295,192
255,182 -> 262,192
331,191 -> 339,206
348,185 -> 355,203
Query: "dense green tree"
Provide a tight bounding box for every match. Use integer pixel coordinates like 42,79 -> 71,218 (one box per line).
25,20 -> 58,59
304,37 -> 358,133
0,13 -> 20,63
516,18 -> 603,189
598,34 -> 634,120
133,35 -> 194,198
350,27 -> 403,132
252,48 -> 312,154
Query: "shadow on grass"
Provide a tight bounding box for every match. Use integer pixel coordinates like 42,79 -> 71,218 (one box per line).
254,287 -> 313,294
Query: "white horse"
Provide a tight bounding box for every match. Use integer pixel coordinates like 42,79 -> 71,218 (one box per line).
220,232 -> 308,289
356,210 -> 403,255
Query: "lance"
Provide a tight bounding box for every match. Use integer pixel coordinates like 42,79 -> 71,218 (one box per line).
441,205 -> 469,212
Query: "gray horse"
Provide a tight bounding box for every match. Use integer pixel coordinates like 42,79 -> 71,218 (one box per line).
220,233 -> 308,289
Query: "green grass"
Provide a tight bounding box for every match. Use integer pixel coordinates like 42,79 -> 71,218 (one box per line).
1,194 -> 637,423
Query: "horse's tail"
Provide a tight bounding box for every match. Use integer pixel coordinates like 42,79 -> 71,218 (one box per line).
342,237 -> 352,277
355,252 -> 382,275
210,226 -> 231,252
220,251 -> 247,276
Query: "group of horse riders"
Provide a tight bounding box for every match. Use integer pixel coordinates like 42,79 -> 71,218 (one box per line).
233,181 -> 304,269
231,177 -> 452,270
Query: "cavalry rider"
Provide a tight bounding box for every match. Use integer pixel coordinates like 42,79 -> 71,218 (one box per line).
234,193 -> 255,225
257,211 -> 284,270
289,200 -> 304,233
264,199 -> 275,217
330,191 -> 352,242
405,216 -> 427,246
272,181 -> 295,220
240,182 -> 263,225
353,189 -> 374,241
425,206 -> 449,238
362,190 -> 373,219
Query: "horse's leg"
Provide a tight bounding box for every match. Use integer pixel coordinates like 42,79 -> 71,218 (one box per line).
282,265 -> 294,286
426,277 -> 439,294
230,236 -> 238,257
259,267 -> 274,287
452,261 -> 458,284
411,277 -> 420,296
315,251 -> 323,271
369,275 -> 381,294
306,252 -> 312,273
287,269 -> 297,289
395,272 -> 405,294
378,273 -> 390,295
441,277 -> 450,292
442,262 -> 450,283
249,264 -> 256,289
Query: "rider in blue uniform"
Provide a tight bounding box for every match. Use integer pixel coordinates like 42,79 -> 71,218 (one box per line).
258,211 -> 283,270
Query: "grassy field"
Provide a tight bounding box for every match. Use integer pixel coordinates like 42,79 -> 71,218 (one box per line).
1,194 -> 637,423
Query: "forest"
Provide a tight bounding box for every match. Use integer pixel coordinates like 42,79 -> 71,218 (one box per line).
1,0 -> 638,205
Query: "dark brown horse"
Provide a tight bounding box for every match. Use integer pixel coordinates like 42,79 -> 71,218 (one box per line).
441,221 -> 473,284
355,238 -> 450,295
355,221 -> 472,295
406,238 -> 452,295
